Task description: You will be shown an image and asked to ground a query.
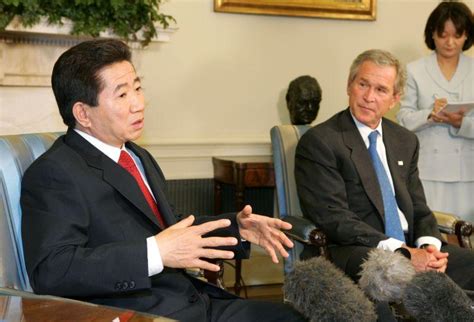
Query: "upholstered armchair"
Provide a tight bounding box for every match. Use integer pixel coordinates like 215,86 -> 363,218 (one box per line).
270,125 -> 327,274
434,210 -> 472,249
270,125 -> 473,273
0,132 -> 62,292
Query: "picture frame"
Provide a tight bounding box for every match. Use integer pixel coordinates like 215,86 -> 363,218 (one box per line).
214,0 -> 377,21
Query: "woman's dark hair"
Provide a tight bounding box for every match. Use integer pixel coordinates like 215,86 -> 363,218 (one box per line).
424,1 -> 474,51
51,39 -> 132,128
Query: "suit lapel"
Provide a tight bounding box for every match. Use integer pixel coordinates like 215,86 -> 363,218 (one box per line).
425,53 -> 470,95
127,142 -> 176,227
64,130 -> 164,229
339,110 -> 385,217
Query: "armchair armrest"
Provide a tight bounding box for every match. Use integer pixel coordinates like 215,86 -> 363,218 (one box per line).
433,211 -> 473,249
282,216 -> 328,258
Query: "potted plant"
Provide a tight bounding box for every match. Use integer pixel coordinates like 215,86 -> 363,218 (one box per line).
0,0 -> 175,46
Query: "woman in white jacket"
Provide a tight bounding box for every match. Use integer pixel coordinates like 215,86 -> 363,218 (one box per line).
397,1 -> 474,222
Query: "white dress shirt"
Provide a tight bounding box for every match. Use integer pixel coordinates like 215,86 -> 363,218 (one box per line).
350,115 -> 441,251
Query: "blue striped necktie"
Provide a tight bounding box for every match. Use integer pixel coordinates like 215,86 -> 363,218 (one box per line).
368,131 -> 405,242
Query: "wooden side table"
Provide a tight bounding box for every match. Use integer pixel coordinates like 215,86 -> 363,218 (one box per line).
212,156 -> 275,296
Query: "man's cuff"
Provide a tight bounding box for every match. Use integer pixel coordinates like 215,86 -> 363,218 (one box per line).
415,236 -> 442,251
377,237 -> 405,252
147,236 -> 164,276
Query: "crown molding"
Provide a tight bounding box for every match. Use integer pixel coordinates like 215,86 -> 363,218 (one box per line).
1,16 -> 177,46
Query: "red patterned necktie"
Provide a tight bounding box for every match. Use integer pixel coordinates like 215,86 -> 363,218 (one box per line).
118,150 -> 165,227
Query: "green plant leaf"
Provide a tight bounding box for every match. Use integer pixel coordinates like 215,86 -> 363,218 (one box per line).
0,0 -> 176,47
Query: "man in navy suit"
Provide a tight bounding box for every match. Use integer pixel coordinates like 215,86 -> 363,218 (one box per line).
295,49 -> 473,290
21,39 -> 305,321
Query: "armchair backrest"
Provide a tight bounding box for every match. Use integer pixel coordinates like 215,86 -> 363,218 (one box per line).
270,125 -> 311,273
0,133 -> 61,291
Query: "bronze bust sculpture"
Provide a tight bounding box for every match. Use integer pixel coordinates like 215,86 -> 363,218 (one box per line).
286,75 -> 322,125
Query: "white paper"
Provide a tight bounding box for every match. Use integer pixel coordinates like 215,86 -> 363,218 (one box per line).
440,101 -> 474,113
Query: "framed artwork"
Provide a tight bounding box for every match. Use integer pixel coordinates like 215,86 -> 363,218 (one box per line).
214,0 -> 377,21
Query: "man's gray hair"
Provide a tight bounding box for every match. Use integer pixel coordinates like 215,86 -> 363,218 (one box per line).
348,49 -> 407,97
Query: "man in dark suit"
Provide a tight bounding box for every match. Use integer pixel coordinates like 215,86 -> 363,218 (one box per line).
21,39 -> 306,321
295,49 -> 473,290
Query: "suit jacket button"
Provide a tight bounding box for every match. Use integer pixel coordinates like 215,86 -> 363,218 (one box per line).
356,237 -> 368,244
122,281 -> 129,290
129,281 -> 136,289
188,294 -> 199,303
115,282 -> 122,290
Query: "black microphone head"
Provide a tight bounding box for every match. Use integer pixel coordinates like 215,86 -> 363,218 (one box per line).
284,256 -> 377,322
402,271 -> 474,322
359,248 -> 415,302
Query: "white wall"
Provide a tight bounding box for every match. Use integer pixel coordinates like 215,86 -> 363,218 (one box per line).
1,0 -> 473,178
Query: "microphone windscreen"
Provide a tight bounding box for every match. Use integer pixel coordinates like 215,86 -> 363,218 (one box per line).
284,256 -> 377,322
359,248 -> 415,302
402,271 -> 474,322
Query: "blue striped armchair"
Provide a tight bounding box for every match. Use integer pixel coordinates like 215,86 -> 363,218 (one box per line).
0,132 -> 62,292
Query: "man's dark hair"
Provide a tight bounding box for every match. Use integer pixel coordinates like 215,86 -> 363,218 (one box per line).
424,1 -> 474,51
51,39 -> 132,128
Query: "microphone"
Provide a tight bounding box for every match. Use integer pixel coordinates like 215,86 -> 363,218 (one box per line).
359,248 -> 474,321
358,248 -> 415,302
283,256 -> 377,322
403,271 -> 474,321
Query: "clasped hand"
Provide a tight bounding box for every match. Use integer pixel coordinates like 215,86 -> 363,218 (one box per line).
406,245 -> 449,273
155,205 -> 294,271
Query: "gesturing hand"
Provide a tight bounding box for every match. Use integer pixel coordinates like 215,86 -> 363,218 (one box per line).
236,205 -> 294,263
155,215 -> 238,271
